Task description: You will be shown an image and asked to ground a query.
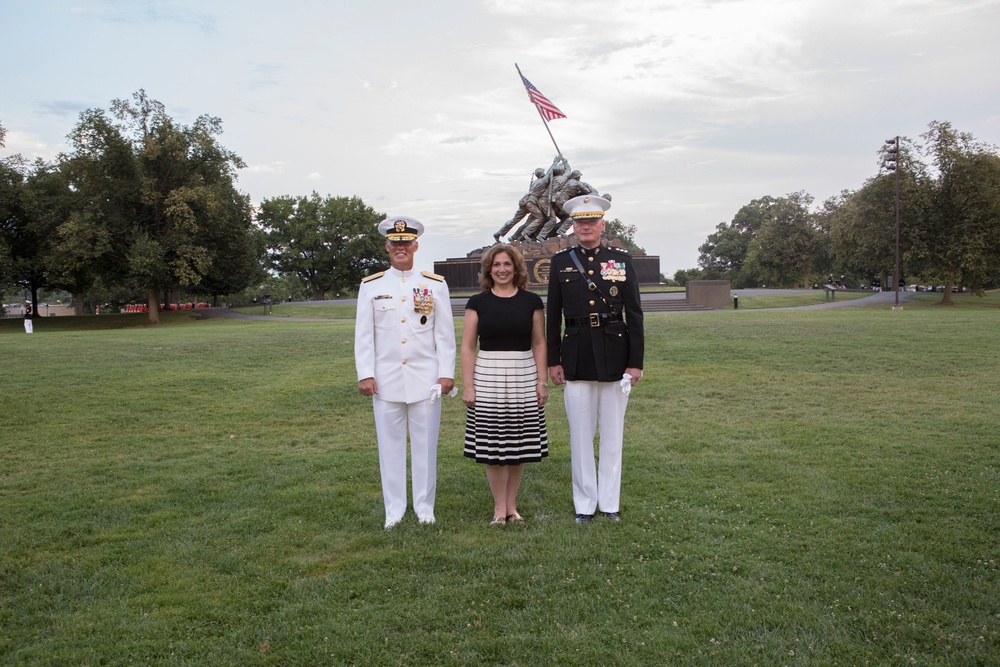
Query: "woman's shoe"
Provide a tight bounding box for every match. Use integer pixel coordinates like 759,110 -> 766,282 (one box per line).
506,513 -> 525,525
489,516 -> 506,526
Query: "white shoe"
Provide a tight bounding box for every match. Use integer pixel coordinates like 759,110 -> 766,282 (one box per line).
418,517 -> 435,525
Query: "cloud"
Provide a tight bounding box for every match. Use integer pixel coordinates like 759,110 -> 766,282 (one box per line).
5,0 -> 999,278
239,63 -> 291,91
244,162 -> 286,174
35,100 -> 87,117
64,0 -> 219,34
381,127 -> 483,156
2,130 -> 62,159
359,79 -> 398,93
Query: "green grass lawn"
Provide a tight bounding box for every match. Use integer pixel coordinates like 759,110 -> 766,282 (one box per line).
1,300 -> 998,665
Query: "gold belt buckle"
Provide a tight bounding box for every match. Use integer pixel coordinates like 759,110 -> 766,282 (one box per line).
589,313 -> 600,327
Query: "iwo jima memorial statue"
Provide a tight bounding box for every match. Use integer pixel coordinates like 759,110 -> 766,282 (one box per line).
433,66 -> 660,289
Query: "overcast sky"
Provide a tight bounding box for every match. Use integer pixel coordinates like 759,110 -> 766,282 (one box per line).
3,0 -> 999,276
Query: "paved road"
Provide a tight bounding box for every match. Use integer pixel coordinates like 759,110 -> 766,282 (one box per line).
197,289 -> 910,322
624,288 -> 906,311
733,288 -> 907,310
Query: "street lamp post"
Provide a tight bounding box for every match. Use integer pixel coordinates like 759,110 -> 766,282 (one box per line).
884,137 -> 902,309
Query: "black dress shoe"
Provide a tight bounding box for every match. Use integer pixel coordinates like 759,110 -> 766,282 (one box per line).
603,512 -> 621,523
575,513 -> 594,524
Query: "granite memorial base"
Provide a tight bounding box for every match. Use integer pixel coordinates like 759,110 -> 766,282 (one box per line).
686,280 -> 732,309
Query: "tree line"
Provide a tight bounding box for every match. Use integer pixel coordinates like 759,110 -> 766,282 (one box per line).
1,92 -> 262,324
685,121 -> 1000,304
0,92 -> 395,323
6,95 -> 997,320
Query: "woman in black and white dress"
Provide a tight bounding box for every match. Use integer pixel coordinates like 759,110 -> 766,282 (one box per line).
461,244 -> 548,525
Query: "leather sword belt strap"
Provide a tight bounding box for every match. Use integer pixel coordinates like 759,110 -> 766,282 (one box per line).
566,312 -> 623,328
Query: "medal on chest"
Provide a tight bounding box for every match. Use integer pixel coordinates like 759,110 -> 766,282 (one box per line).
601,260 -> 627,282
413,285 -> 434,314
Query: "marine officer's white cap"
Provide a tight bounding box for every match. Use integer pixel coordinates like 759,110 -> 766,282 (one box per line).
378,216 -> 425,241
563,195 -> 611,220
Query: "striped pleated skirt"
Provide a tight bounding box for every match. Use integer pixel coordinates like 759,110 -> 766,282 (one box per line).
463,350 -> 548,465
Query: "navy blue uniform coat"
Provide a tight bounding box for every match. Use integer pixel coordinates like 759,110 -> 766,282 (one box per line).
546,244 -> 644,381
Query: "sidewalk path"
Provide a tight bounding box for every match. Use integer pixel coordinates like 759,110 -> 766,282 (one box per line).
732,288 -> 908,310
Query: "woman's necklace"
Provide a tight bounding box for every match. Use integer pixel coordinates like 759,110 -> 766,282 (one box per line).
491,287 -> 518,298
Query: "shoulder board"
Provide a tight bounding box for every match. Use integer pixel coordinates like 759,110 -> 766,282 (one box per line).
608,246 -> 628,253
554,247 -> 573,255
421,271 -> 445,282
361,271 -> 385,283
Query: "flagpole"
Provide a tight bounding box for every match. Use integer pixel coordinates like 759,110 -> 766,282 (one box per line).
536,105 -> 563,157
515,63 -> 563,156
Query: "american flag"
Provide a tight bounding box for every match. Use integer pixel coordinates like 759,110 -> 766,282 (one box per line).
519,72 -> 566,121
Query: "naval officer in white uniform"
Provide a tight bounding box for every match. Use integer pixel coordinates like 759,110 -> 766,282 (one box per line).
355,216 -> 456,528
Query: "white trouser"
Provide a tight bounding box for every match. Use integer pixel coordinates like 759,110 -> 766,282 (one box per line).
564,380 -> 629,515
373,396 -> 440,525
24,319 -> 33,334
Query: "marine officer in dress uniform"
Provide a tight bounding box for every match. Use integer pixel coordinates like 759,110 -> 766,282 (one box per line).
546,194 -> 644,523
355,216 -> 456,529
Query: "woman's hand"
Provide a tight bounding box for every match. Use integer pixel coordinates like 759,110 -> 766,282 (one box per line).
462,388 -> 476,407
536,382 -> 548,406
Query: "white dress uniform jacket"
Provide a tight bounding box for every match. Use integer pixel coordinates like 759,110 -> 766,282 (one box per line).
355,267 -> 456,400
355,266 -> 456,527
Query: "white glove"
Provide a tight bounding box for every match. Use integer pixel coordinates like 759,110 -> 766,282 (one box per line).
429,384 -> 458,403
620,373 -> 632,396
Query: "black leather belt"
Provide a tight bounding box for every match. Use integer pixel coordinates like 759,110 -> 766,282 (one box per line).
565,312 -> 623,328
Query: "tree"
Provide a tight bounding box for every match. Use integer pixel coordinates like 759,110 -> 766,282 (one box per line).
672,267 -> 703,286
0,149 -> 22,302
43,207 -> 114,315
0,156 -> 69,313
0,122 -> 15,309
63,107 -> 143,308
698,222 -> 750,283
825,140 -> 928,291
66,90 -> 252,324
0,177 -> 15,314
700,194 -> 825,288
742,192 -> 823,288
227,272 -> 308,306
603,217 -> 645,254
909,121 -> 1000,303
260,193 -> 386,300
195,220 -> 266,305
21,161 -> 93,312
698,195 -> 780,287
